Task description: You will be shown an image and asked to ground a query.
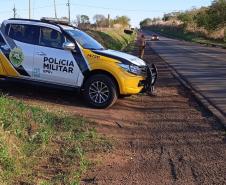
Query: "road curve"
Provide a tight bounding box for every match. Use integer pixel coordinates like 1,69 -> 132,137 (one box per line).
145,30 -> 226,125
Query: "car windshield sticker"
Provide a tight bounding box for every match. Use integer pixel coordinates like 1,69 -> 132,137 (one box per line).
9,47 -> 24,67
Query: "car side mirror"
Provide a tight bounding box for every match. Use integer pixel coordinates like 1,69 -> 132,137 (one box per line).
63,41 -> 75,51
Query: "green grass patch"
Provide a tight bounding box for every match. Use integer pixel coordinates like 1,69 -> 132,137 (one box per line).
0,95 -> 111,185
87,29 -> 136,51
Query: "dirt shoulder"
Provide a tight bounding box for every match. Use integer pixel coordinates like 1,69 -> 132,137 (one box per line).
1,41 -> 226,185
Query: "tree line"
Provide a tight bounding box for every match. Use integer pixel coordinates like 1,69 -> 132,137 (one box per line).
140,0 -> 226,41
73,14 -> 131,29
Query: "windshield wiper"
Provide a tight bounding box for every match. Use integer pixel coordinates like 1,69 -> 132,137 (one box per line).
87,48 -> 105,51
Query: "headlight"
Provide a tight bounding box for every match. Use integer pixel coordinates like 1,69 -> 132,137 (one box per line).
119,63 -> 143,75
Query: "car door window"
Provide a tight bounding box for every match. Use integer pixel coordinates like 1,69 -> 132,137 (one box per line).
8,24 -> 39,44
0,33 -> 9,51
39,27 -> 65,49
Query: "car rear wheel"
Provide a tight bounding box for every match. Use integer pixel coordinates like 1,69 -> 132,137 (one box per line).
83,74 -> 118,108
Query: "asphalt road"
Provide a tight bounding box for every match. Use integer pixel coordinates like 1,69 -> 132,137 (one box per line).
145,30 -> 226,125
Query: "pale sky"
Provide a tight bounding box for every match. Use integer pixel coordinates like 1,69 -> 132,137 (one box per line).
2,0 -> 212,27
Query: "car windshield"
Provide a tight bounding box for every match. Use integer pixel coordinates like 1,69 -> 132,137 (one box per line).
65,29 -> 104,50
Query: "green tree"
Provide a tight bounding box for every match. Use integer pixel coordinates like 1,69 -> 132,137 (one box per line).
114,16 -> 130,27
194,8 -> 210,29
177,12 -> 193,25
195,0 -> 226,30
80,15 -> 90,24
163,12 -> 180,21
211,0 -> 226,26
140,18 -> 152,28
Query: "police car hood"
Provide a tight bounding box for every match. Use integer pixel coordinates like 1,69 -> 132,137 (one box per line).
94,49 -> 146,66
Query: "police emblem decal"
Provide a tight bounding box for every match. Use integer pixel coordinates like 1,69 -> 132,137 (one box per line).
9,47 -> 25,67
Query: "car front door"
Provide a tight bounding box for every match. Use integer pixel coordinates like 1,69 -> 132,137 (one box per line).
33,26 -> 81,87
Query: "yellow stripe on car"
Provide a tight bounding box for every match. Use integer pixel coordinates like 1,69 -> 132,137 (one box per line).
0,51 -> 20,77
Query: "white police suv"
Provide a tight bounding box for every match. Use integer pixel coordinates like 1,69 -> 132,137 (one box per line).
0,18 -> 157,108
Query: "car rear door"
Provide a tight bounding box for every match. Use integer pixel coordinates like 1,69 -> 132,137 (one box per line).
33,26 -> 81,87
5,23 -> 39,78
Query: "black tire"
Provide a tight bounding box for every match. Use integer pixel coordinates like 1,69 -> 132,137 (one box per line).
83,74 -> 118,109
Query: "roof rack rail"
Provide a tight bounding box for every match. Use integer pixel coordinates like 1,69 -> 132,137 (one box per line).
9,18 -> 42,23
40,17 -> 70,25
7,18 -> 79,30
40,17 -> 79,30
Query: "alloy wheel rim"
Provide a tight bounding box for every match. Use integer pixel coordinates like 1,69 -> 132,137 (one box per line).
89,81 -> 110,104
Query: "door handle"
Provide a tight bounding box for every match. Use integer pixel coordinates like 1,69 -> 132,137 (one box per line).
36,52 -> 46,56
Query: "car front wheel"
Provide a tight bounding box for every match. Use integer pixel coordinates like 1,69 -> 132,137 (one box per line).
83,74 -> 118,108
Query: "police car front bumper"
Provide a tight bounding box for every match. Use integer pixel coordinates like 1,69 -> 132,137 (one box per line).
139,64 -> 158,93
